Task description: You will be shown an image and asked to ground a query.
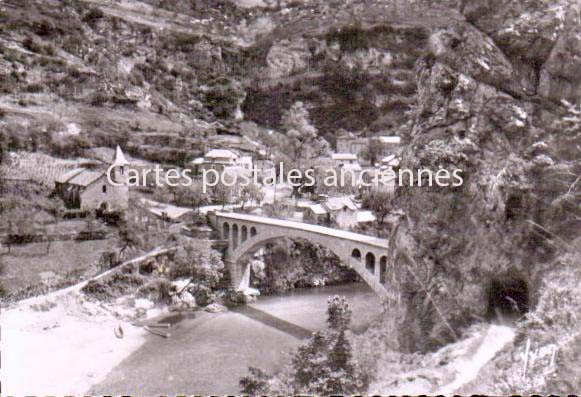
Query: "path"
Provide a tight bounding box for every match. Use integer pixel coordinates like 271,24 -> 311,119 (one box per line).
369,323 -> 516,394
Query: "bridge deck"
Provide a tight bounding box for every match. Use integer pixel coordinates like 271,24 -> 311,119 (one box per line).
216,212 -> 388,249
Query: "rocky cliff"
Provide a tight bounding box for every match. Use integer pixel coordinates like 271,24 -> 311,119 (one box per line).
388,0 -> 580,353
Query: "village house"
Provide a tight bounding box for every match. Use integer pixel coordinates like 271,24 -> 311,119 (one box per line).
336,131 -> 402,162
304,196 -> 374,229
336,131 -> 368,156
331,153 -> 362,171
136,198 -> 199,232
54,146 -> 129,212
376,136 -> 401,156
191,149 -> 253,175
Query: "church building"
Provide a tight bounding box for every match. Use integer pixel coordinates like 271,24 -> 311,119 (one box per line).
55,146 -> 130,212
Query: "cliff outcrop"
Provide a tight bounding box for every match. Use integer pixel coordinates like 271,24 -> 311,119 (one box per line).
389,0 -> 580,353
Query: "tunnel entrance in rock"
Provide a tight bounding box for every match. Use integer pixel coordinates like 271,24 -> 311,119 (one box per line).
486,276 -> 529,322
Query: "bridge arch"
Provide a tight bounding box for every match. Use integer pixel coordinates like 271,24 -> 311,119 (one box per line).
250,227 -> 257,237
241,226 -> 248,243
379,255 -> 387,283
352,248 -> 361,261
223,222 -> 230,239
232,224 -> 239,249
365,252 -> 375,274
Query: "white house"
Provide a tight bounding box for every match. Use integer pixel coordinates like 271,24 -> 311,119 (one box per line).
331,153 -> 362,171
192,149 -> 254,175
305,196 -> 367,229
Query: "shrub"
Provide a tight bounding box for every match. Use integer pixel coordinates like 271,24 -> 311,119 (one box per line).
81,271 -> 145,301
23,37 -> 43,53
175,33 -> 202,50
33,19 -> 56,37
24,83 -> 44,93
135,278 -> 174,305
83,7 -> 104,23
89,91 -> 109,106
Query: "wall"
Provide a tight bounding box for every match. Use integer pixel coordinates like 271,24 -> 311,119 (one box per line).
80,175 -> 128,211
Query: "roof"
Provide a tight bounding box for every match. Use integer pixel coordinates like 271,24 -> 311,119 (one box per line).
381,154 -> 396,163
192,157 -> 205,165
342,162 -> 362,171
205,149 -> 238,159
56,168 -> 104,187
381,154 -> 400,167
112,145 -> 130,166
239,155 -> 253,163
377,136 -> 401,144
140,198 -> 193,220
308,204 -> 328,215
67,170 -> 104,187
357,210 -> 376,223
332,153 -> 358,161
55,168 -> 85,184
325,197 -> 357,212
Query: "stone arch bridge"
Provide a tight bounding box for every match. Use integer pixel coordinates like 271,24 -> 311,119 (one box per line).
213,212 -> 394,300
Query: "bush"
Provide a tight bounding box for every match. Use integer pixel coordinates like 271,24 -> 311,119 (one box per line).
33,19 -> 56,37
175,33 -> 202,50
135,278 -> 174,305
89,91 -> 109,106
24,83 -> 44,93
22,36 -> 43,53
190,284 -> 215,306
81,271 -> 145,301
83,7 -> 104,23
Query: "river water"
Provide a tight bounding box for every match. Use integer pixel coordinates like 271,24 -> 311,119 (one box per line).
90,282 -> 382,396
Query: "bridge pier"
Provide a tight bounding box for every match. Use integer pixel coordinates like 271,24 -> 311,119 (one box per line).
225,259 -> 251,291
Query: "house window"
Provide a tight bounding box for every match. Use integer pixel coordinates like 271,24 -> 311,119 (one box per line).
102,185 -> 107,193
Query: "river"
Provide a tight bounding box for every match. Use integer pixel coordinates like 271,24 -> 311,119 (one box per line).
89,282 -> 382,396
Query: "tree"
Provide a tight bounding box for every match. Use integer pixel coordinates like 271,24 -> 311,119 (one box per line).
258,129 -> 280,159
175,183 -> 207,212
170,237 -> 224,286
326,295 -> 352,331
291,331 -> 330,392
360,137 -> 382,166
209,182 -> 234,209
241,183 -> 264,210
118,218 -> 144,256
362,188 -> 393,224
321,329 -> 360,395
239,296 -> 367,395
281,101 -> 328,167
240,367 -> 272,395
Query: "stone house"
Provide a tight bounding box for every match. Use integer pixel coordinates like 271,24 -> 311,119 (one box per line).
191,148 -> 253,175
304,197 -> 361,229
55,146 -> 129,212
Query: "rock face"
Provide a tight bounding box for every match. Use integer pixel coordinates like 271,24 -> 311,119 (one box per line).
390,0 -> 581,351
243,24 -> 428,138
264,38 -> 311,78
